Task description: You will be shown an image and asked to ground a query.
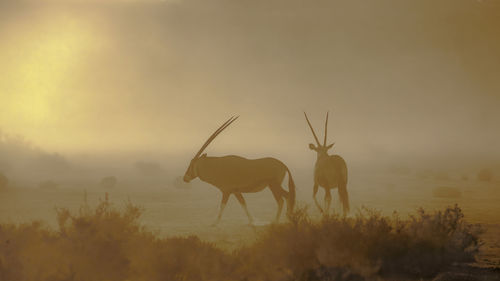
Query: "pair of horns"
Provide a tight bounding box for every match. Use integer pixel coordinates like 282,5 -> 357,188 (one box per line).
304,112 -> 329,146
195,112 -> 330,157
193,116 -> 239,159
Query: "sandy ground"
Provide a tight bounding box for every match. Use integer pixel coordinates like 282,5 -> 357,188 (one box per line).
1,172 -> 499,270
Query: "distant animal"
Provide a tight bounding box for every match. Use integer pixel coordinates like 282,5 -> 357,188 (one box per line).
304,112 -> 349,215
183,116 -> 296,225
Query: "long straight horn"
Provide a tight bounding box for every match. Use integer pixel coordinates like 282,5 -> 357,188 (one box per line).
324,111 -> 329,146
194,116 -> 239,158
304,112 -> 320,146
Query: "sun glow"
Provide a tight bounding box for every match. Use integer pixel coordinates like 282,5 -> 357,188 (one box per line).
0,14 -> 100,148
14,22 -> 90,122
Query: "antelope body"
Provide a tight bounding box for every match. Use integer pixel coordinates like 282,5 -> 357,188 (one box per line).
304,112 -> 349,215
184,117 -> 296,225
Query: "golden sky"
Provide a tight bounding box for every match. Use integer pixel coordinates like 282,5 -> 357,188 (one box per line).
1,0 -> 499,163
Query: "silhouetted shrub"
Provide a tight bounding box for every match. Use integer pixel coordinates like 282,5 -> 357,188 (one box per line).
416,169 -> 434,179
238,205 -> 482,280
0,172 -> 8,190
32,153 -> 71,173
100,176 -> 117,188
434,171 -> 450,181
0,196 -> 236,281
134,161 -> 164,176
477,169 -> 493,182
433,186 -> 462,198
0,200 -> 482,281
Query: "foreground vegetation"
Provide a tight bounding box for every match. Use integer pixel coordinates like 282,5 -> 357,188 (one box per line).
0,196 -> 483,281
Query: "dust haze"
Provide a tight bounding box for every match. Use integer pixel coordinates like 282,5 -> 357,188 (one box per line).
1,0 -> 499,162
1,1 -> 500,279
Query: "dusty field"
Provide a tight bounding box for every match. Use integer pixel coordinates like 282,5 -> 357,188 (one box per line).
1,171 -> 499,270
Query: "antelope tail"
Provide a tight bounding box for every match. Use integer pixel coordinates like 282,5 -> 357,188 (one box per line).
285,167 -> 296,215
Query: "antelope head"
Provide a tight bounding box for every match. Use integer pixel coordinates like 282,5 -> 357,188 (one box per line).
304,112 -> 335,159
183,116 -> 239,182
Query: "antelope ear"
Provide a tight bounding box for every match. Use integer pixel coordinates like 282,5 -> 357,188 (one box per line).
326,143 -> 335,149
309,143 -> 317,150
201,153 -> 207,158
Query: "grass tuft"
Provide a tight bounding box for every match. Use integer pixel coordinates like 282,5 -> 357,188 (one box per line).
0,197 -> 482,281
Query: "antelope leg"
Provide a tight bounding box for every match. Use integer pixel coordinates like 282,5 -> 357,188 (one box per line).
313,184 -> 324,214
325,188 -> 332,214
234,193 -> 254,225
212,192 -> 230,226
270,185 -> 284,223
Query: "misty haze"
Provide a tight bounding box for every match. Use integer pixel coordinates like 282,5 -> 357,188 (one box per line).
1,0 -> 499,280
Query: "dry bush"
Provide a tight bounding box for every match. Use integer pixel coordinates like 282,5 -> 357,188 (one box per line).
134,161 -> 164,176
434,171 -> 450,181
416,169 -> 434,180
100,176 -> 117,188
433,186 -> 462,198
477,169 -> 493,182
38,180 -> 59,191
238,205 -> 482,280
0,195 -> 236,281
0,199 -> 482,281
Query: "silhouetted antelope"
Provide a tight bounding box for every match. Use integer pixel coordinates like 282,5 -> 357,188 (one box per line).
304,112 -> 349,215
183,116 -> 296,225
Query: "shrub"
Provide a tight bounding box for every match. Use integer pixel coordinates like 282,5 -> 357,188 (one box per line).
0,199 -> 482,281
238,205 -> 482,280
100,176 -> 117,188
477,169 -> 493,182
433,186 -> 462,198
416,169 -> 434,179
434,171 -> 450,181
134,161 -> 164,176
39,180 -> 58,191
0,195 -> 236,281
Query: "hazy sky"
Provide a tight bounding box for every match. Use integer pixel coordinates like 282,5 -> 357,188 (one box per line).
1,0 -> 499,165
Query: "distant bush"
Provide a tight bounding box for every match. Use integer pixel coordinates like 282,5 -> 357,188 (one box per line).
134,161 -> 164,176
39,180 -> 58,191
0,172 -> 8,190
434,171 -> 450,181
32,153 -> 71,173
416,169 -> 434,179
477,169 -> 493,182
433,186 -> 462,198
100,176 -> 117,188
0,199 -> 482,281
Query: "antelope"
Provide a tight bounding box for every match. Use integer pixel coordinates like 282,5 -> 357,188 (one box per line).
183,116 -> 296,225
304,112 -> 349,215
